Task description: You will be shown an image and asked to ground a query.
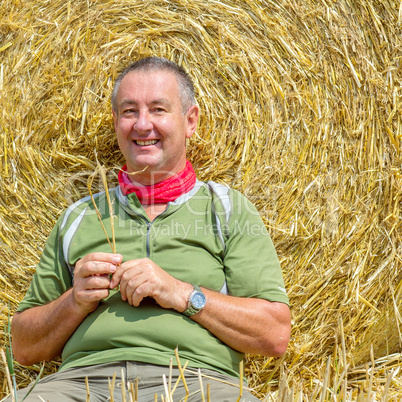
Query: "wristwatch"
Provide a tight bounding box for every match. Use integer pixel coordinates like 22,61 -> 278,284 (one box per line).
183,285 -> 206,317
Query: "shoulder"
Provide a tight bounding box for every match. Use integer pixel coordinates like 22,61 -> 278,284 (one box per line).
202,180 -> 258,219
59,187 -> 119,232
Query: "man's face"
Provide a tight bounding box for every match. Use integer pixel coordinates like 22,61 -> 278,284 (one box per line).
113,69 -> 199,184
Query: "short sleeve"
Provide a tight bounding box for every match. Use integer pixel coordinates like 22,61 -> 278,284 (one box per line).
223,190 -> 289,305
17,214 -> 73,312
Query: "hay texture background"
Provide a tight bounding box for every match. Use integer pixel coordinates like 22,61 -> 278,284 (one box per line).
1,0 -> 401,400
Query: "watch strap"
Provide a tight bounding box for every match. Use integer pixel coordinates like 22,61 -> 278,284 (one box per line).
183,285 -> 205,317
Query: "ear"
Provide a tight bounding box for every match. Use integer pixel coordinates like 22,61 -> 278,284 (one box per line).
112,109 -> 118,131
185,105 -> 199,139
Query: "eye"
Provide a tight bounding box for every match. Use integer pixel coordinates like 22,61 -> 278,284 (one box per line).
123,108 -> 137,115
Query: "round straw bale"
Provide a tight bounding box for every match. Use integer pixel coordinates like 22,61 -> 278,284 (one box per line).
1,0 -> 401,399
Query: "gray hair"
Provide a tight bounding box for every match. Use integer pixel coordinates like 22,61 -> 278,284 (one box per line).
111,57 -> 196,114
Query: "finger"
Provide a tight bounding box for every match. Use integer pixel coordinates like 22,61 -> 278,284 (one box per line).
118,268 -> 140,301
84,274 -> 111,290
109,259 -> 142,288
73,288 -> 110,304
78,261 -> 118,278
129,282 -> 149,307
121,266 -> 164,306
122,273 -> 152,306
118,264 -> 153,303
80,252 -> 123,265
75,253 -> 122,275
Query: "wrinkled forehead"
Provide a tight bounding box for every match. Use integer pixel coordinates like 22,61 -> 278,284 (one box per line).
121,69 -> 180,91
117,69 -> 181,105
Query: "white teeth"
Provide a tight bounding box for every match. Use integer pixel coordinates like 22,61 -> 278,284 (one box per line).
135,140 -> 158,146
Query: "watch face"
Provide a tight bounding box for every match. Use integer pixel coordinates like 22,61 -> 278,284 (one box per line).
192,292 -> 206,309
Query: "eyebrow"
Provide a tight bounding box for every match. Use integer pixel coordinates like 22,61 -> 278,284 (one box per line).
151,98 -> 170,106
119,98 -> 171,108
119,99 -> 137,109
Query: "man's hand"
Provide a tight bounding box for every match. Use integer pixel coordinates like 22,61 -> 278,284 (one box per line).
73,252 -> 123,314
108,258 -> 290,357
109,258 -> 191,312
11,252 -> 124,366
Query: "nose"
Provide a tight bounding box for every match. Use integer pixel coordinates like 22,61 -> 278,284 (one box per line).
134,109 -> 153,132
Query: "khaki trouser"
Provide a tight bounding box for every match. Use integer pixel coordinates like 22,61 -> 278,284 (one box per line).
2,361 -> 260,401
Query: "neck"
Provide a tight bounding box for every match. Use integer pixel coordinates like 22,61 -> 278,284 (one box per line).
126,161 -> 187,186
143,203 -> 168,221
126,170 -> 179,187
118,160 -> 196,204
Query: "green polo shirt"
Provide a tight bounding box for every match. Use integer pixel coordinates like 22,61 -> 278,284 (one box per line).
17,180 -> 288,378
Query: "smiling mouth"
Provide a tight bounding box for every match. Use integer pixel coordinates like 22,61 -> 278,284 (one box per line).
135,140 -> 159,146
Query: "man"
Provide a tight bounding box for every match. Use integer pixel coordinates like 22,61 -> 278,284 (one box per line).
9,57 -> 291,401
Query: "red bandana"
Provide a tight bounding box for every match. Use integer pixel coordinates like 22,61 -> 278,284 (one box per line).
118,160 -> 196,204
